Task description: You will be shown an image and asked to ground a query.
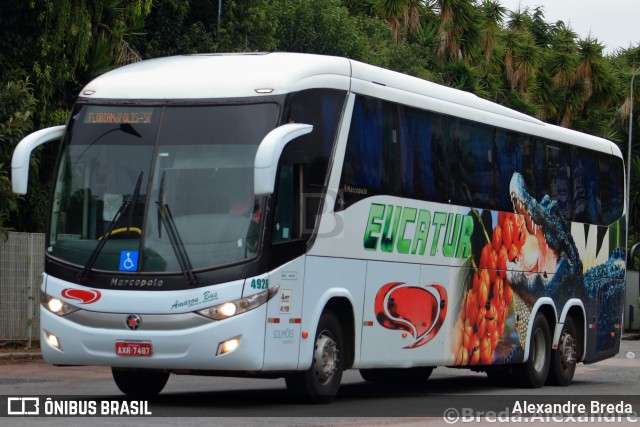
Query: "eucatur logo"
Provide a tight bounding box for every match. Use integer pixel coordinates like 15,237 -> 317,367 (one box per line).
374,282 -> 447,348
61,288 -> 102,304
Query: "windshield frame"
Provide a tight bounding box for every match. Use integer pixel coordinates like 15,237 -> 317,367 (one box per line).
45,97 -> 284,289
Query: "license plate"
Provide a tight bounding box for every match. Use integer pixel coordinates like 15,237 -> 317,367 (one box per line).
115,341 -> 153,357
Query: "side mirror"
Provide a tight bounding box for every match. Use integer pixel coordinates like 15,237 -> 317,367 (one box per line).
12,125 -> 65,195
254,123 -> 313,195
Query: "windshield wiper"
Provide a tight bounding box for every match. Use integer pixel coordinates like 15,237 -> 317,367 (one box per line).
79,171 -> 144,284
156,171 -> 198,285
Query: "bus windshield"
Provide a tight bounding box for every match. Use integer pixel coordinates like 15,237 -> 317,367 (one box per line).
49,103 -> 279,275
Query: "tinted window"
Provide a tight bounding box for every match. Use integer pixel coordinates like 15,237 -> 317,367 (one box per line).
279,89 -> 346,236
340,96 -> 448,209
284,89 -> 345,187
450,118 -> 495,208
337,94 -> 623,227
342,96 -> 383,189
398,105 -> 447,201
573,149 -> 601,223
495,130 -> 536,211
600,155 -> 624,224
543,142 -> 572,219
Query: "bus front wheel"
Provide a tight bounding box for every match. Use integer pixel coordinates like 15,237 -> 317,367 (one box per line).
285,311 -> 344,404
112,368 -> 169,396
515,312 -> 551,388
546,316 -> 578,386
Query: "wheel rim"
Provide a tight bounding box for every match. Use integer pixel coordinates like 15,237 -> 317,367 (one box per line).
532,327 -> 546,372
559,329 -> 577,370
313,330 -> 338,385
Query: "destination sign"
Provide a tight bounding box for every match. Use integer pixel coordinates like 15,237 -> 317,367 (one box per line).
84,107 -> 154,124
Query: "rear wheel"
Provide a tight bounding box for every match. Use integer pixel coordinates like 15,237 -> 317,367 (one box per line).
112,368 -> 169,396
360,367 -> 433,384
285,311 -> 344,403
515,312 -> 551,388
547,316 -> 578,386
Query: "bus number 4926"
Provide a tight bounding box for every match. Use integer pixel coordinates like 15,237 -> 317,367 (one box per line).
251,278 -> 268,290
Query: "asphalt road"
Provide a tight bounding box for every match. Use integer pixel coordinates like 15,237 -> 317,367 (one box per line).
2,338 -> 640,426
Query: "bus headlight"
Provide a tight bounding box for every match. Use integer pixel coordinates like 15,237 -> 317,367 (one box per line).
41,293 -> 79,316
197,285 -> 279,321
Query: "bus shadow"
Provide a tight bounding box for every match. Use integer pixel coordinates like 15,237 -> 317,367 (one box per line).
95,373 -> 540,417
89,370 -> 603,417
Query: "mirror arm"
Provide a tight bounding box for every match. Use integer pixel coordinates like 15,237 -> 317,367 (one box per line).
254,123 -> 313,195
12,125 -> 66,194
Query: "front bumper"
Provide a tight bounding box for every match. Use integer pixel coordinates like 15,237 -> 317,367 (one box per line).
40,304 -> 267,371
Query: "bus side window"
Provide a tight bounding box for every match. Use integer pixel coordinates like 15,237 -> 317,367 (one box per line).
600,155 -> 624,225
451,118 -> 495,208
285,88 -> 346,232
543,143 -> 572,219
380,102 -> 401,194
273,164 -> 299,243
349,96 -> 383,190
495,129 -> 521,211
449,118 -> 467,203
495,131 -> 537,213
573,148 -> 601,224
519,135 -> 537,201
397,105 -> 447,203
339,95 -> 384,209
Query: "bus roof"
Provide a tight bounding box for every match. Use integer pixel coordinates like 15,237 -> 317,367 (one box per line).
81,53 -> 352,100
80,52 -> 620,157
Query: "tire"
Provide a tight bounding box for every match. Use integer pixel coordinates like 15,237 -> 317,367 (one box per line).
285,311 -> 344,404
546,316 -> 578,386
360,367 -> 433,384
112,368 -> 169,396
515,312 -> 551,388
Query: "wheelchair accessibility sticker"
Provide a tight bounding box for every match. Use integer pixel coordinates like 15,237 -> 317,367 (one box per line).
119,251 -> 139,271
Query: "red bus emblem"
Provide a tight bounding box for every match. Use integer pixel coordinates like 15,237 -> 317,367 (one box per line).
374,282 -> 447,348
61,288 -> 102,304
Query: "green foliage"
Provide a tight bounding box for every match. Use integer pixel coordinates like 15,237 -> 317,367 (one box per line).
0,80 -> 36,235
141,0 -> 216,57
274,0 -> 378,59
0,165 -> 16,238
0,1 -> 42,82
32,0 -> 153,123
0,0 -> 154,232
218,0 -> 278,52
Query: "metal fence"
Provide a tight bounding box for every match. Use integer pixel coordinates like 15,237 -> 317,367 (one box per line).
0,232 -> 44,344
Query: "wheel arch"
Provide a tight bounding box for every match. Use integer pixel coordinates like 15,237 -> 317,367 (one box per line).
324,297 -> 356,369
556,300 -> 586,362
523,298 -> 557,362
298,288 -> 356,370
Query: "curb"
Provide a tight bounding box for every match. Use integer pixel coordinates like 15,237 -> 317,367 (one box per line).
0,352 -> 42,361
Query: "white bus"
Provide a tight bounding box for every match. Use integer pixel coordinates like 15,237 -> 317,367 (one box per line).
12,53 -> 626,403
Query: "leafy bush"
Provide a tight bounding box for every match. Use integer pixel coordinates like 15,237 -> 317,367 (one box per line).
0,79 -> 35,236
